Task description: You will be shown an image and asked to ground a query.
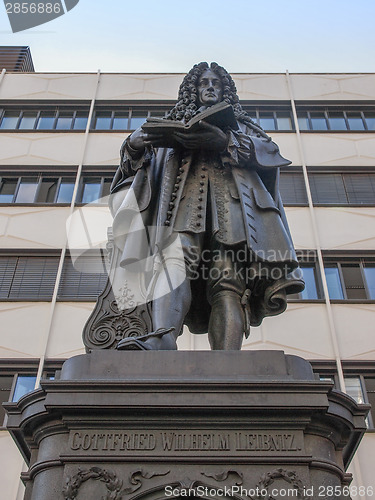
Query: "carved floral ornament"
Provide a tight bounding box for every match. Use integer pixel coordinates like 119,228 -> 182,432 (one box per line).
62,467 -> 309,500
62,467 -> 170,500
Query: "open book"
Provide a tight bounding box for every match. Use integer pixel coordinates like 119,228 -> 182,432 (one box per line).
142,102 -> 238,139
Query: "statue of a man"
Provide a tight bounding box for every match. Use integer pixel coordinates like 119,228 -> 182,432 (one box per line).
109,62 -> 304,350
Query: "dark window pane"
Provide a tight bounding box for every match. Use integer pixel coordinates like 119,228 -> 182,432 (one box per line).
112,112 -> 129,130
328,112 -> 347,130
276,112 -> 293,130
130,111 -> 147,130
56,182 -> 75,203
58,256 -> 108,299
297,112 -> 309,130
15,179 -> 38,203
0,111 -> 20,129
310,112 -> 328,130
0,178 -> 18,202
101,179 -> 112,199
363,266 -> 375,299
365,377 -> 375,426
37,112 -> 55,130
341,265 -> 366,299
301,267 -> 319,299
93,112 -> 112,129
324,266 -> 344,299
279,173 -> 308,204
12,375 -> 36,401
309,174 -> 347,204
0,376 -> 14,425
81,179 -> 101,203
346,113 -> 365,130
344,174 -> 375,204
259,112 -> 276,131
8,256 -> 58,299
0,257 -> 17,298
18,112 -> 38,130
36,178 -> 58,203
344,377 -> 365,403
73,112 -> 88,130
56,112 -> 74,130
364,112 -> 375,131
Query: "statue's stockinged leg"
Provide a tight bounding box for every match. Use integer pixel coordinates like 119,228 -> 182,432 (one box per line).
208,290 -> 245,350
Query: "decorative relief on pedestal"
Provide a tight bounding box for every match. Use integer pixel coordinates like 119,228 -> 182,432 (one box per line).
255,469 -> 310,500
63,467 -> 123,500
82,277 -> 152,352
63,467 -> 170,499
201,470 -> 243,485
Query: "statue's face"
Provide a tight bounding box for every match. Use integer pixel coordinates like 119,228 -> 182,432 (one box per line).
197,69 -> 223,106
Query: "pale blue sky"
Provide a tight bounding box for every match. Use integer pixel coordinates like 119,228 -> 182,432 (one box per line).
0,0 -> 374,73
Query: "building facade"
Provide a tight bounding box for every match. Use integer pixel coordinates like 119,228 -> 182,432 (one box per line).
0,64 -> 374,498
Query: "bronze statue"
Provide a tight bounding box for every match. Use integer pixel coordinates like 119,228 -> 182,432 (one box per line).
109,62 -> 304,350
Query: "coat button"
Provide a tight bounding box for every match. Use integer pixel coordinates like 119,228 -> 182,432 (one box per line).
198,196 -> 203,201
201,174 -> 206,179
196,222 -> 201,227
165,220 -> 171,226
167,211 -> 172,216
169,202 -> 174,208
176,176 -> 181,182
197,214 -> 202,218
198,205 -> 202,210
200,181 -> 204,186
199,188 -> 204,193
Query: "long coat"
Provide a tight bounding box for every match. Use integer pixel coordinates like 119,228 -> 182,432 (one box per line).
110,122 -> 304,333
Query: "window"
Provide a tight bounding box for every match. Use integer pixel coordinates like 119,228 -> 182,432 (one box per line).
296,107 -> 375,131
0,175 -> 76,204
78,176 -> 113,203
0,256 -> 59,300
92,108 -> 154,131
0,254 -> 108,301
279,172 -> 308,204
0,364 -> 62,426
323,258 -> 375,300
0,108 -> 89,130
242,106 -> 294,131
312,364 -> 375,430
58,255 -> 108,299
288,263 -> 322,300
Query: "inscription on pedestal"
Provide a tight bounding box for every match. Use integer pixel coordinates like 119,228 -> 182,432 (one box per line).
68,429 -> 304,456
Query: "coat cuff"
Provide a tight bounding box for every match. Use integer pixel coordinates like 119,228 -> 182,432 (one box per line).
220,129 -> 254,167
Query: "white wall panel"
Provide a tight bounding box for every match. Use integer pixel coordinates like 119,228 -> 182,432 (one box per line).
47,303 -> 94,358
0,206 -> 70,249
290,74 -> 375,101
84,133 -> 123,165
301,134 -> 375,167
332,304 -> 375,360
0,303 -> 49,358
243,303 -> 334,359
315,207 -> 375,250
284,207 -> 316,249
0,432 -> 24,500
0,73 -> 97,100
0,133 -> 85,165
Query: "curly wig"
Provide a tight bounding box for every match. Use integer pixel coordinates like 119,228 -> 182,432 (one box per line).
165,62 -> 259,129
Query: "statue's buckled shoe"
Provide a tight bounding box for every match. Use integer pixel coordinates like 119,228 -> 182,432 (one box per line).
116,327 -> 175,351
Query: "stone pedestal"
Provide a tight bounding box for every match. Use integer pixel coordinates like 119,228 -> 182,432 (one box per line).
5,351 -> 369,500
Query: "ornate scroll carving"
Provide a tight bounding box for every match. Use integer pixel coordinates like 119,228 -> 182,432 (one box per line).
201,470 -> 243,485
63,467 -> 170,499
255,468 -> 309,499
82,242 -> 152,352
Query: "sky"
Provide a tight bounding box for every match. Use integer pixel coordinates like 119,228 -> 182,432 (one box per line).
0,0 -> 374,74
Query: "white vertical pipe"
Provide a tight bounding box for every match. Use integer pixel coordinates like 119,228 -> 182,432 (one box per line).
285,70 -> 346,392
